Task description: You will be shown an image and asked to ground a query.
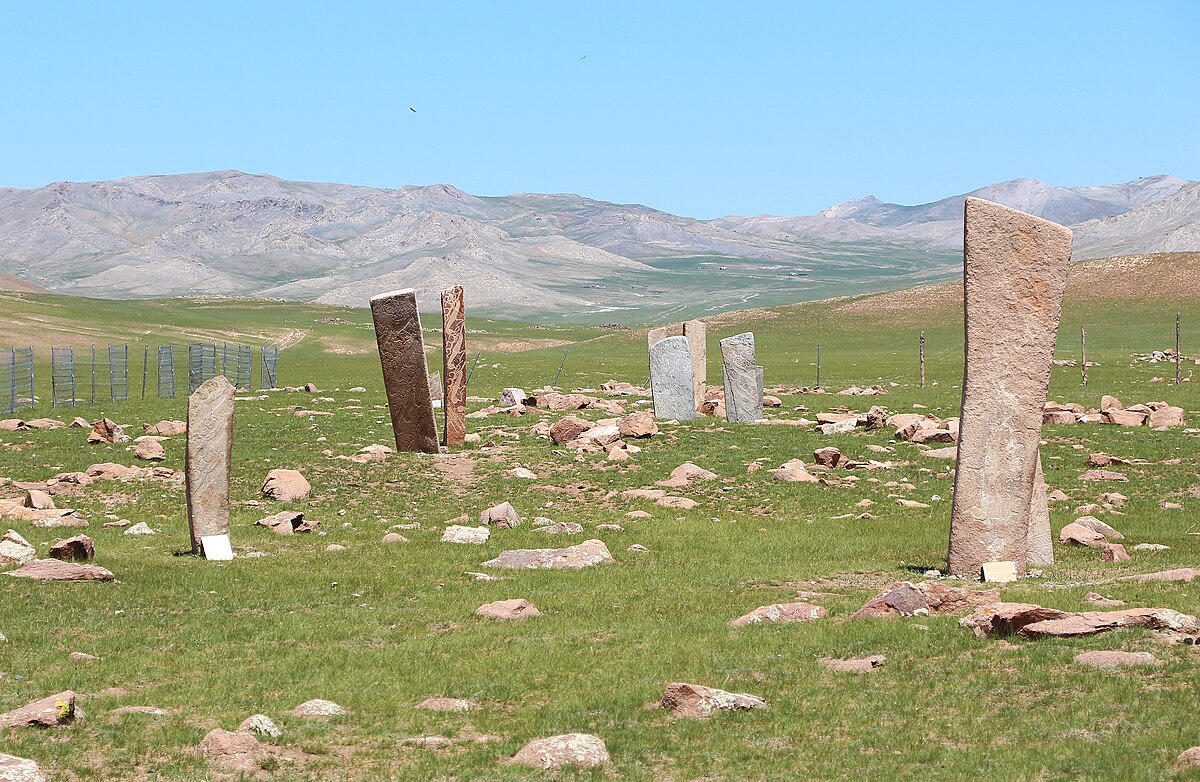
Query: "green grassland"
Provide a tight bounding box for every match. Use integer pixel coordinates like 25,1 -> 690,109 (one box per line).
2,255 -> 1200,781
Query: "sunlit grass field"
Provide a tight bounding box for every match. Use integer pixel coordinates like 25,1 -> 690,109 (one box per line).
2,257 -> 1199,780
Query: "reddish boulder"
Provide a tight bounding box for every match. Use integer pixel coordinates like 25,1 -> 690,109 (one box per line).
853,581 -> 1001,620
617,411 -> 658,438
508,734 -> 609,769
198,728 -> 263,773
479,501 -> 523,528
0,691 -> 77,728
482,539 -> 614,570
476,598 -> 541,620
260,469 -> 311,502
48,535 -> 94,562
729,602 -> 827,627
660,683 -> 766,718
4,559 -> 113,581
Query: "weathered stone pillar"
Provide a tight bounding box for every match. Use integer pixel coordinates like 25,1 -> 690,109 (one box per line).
1026,455 -> 1054,566
947,198 -> 1071,577
441,285 -> 467,447
649,336 -> 696,420
185,375 -> 235,555
720,332 -> 762,423
370,289 -> 439,454
683,320 -> 707,411
647,327 -> 669,348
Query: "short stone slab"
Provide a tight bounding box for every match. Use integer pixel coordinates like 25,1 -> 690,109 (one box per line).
660,683 -> 766,718
0,529 -> 36,568
293,699 -> 347,719
417,697 -> 477,712
509,734 -> 609,770
255,511 -> 318,535
476,599 -> 541,620
4,559 -> 113,582
820,654 -> 887,673
48,535 -> 94,562
480,501 -> 522,529
0,753 -> 46,782
482,539 -> 614,570
239,714 -> 282,737
852,581 -> 1000,620
199,728 -> 264,774
961,603 -> 1200,639
442,525 -> 490,544
110,706 -> 171,719
260,469 -> 311,502
729,602 -> 827,627
1074,650 -> 1161,669
0,691 -> 77,729
1123,568 -> 1197,583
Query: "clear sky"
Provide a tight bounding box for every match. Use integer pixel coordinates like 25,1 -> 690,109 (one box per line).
1,1 -> 1197,217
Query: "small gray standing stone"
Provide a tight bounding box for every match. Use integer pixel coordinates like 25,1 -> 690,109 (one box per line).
720,333 -> 762,423
649,336 -> 696,420
186,375 -> 235,555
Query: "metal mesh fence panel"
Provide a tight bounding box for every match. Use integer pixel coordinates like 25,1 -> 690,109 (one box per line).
1,347 -> 35,414
260,345 -> 279,389
189,343 -> 217,393
158,346 -> 176,398
51,346 -> 76,407
235,344 -> 253,389
108,344 -> 129,402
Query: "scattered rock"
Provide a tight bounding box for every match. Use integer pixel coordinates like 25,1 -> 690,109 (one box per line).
132,439 -> 166,461
772,459 -> 819,482
483,539 -> 615,570
655,496 -> 697,510
549,416 -> 590,445
260,469 -> 311,502
659,683 -> 766,718
4,559 -> 113,581
87,418 -> 128,444
145,420 -> 186,436
1177,747 -> 1200,767
0,691 -> 77,728
812,447 -> 847,468
198,728 -> 263,773
21,490 -> 54,510
1100,543 -> 1131,562
618,411 -> 658,438
476,598 -> 541,620
255,511 -> 317,535
1074,650 -> 1161,669
417,697 -> 476,712
238,714 -> 282,737
0,529 -> 36,568
1123,568 -> 1196,582
123,522 -> 157,536
1132,543 -> 1170,552
0,753 -> 47,782
1059,522 -> 1106,547
293,699 -> 347,719
499,388 -> 527,407
1079,470 -> 1128,482
729,602 -> 827,627
963,603 -> 1199,638
508,734 -> 610,769
539,522 -> 584,535
820,654 -> 887,673
442,525 -> 490,544
656,462 -> 718,488
852,581 -> 1000,620
504,467 -> 537,479
48,535 -> 94,562
381,532 -> 409,544
1085,592 -> 1125,607
480,501 -> 523,528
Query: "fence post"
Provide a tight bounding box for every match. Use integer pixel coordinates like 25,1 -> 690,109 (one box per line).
1080,325 -> 1087,387
1177,313 -> 1182,386
28,346 -> 34,409
466,352 -> 482,387
552,348 -> 569,389
141,345 -> 148,400
920,331 -> 926,389
91,344 -> 96,403
816,345 -> 821,388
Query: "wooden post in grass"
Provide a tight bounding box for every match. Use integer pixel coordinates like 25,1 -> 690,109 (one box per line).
920,331 -> 926,389
1080,326 -> 1087,386
816,345 -> 821,388
141,345 -> 149,400
1177,313 -> 1182,385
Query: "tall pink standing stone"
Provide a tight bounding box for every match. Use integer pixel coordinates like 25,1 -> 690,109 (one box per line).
185,375 -> 235,555
947,198 -> 1071,578
441,285 -> 467,447
371,289 -> 439,454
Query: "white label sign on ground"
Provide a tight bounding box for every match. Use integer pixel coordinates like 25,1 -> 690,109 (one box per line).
201,534 -> 235,561
981,560 -> 1017,583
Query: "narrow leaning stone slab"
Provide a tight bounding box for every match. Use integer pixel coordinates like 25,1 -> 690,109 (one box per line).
186,375 -> 235,554
948,198 -> 1071,577
649,336 -> 696,420
720,332 -> 762,423
683,319 -> 707,411
370,289 -> 439,454
441,285 -> 467,447
1026,455 -> 1054,566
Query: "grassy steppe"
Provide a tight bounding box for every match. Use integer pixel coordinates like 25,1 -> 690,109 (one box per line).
2,253 -> 1199,781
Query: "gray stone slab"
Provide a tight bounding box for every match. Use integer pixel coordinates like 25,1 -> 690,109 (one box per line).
185,375 -> 235,554
948,198 -> 1072,577
649,336 -> 696,420
721,333 -> 760,423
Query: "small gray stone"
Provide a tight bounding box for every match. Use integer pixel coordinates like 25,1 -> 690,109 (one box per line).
238,714 -> 281,737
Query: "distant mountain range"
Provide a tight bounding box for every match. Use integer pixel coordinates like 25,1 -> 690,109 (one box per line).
0,171 -> 1195,320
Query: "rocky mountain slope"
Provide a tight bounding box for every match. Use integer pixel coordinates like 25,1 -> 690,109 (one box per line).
0,171 -> 1194,318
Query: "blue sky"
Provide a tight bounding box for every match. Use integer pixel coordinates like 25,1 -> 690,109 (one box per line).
1,1 -> 1196,217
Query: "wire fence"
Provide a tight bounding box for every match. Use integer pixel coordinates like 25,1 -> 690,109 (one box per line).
0,342 -> 282,415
